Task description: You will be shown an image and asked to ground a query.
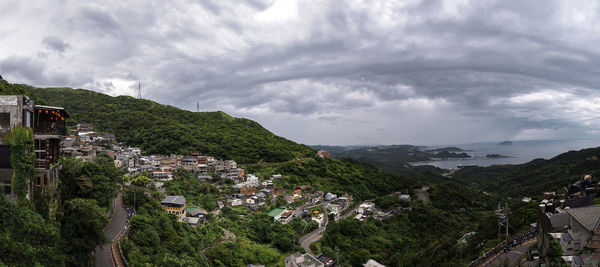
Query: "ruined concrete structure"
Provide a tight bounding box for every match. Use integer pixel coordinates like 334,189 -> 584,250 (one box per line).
0,95 -> 68,200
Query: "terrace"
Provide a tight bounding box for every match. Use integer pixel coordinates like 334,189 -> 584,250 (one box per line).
34,105 -> 68,136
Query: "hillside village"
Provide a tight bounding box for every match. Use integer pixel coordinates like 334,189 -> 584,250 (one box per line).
0,94 -> 408,267
69,123 -> 409,266
4,92 -> 600,267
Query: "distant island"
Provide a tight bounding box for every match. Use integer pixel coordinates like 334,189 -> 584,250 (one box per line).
498,141 -> 513,145
433,150 -> 471,159
486,154 -> 510,158
426,147 -> 465,153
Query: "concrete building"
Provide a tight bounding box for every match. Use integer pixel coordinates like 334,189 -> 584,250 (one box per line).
285,252 -> 324,267
0,95 -> 68,201
564,205 -> 600,265
268,208 -> 287,221
277,210 -> 294,224
161,196 -> 187,221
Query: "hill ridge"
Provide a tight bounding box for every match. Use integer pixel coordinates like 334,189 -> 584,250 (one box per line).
0,79 -> 314,162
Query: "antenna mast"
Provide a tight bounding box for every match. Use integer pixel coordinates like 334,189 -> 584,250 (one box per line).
197,101 -> 199,112
137,82 -> 142,99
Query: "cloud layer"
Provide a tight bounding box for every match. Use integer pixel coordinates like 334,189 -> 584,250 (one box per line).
1,0 -> 600,145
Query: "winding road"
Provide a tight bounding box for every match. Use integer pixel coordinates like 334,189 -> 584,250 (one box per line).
484,239 -> 537,267
94,192 -> 128,267
299,203 -> 329,255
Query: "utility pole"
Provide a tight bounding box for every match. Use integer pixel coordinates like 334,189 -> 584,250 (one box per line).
496,202 -> 510,246
197,101 -> 199,112
505,202 -> 509,246
496,203 -> 510,246
496,203 -> 502,243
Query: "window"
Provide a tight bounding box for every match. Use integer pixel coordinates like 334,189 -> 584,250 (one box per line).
1,185 -> 11,195
0,113 -> 10,132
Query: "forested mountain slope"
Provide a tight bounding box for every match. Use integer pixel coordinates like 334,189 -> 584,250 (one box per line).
0,78 -> 314,163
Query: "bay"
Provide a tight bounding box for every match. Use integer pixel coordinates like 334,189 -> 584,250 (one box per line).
412,139 -> 600,169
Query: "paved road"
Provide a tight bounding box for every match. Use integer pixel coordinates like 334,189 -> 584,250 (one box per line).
299,203 -> 329,255
95,192 -> 128,267
486,239 -> 536,267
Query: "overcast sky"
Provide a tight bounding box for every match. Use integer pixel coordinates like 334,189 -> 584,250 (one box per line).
1,1 -> 600,146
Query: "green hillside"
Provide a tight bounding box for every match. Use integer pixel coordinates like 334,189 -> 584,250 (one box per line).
0,79 -> 314,163
453,146 -> 600,197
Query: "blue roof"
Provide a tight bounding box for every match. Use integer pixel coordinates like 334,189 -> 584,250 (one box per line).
561,232 -> 573,242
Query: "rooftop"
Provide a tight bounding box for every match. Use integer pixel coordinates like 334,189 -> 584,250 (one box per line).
268,208 -> 286,218
566,205 -> 600,232
364,259 -> 386,267
289,252 -> 323,267
280,211 -> 293,218
562,232 -> 573,242
161,195 -> 186,206
35,105 -> 70,117
187,208 -> 208,217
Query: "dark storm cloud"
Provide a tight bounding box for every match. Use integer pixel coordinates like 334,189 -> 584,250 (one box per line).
0,56 -> 46,83
2,0 -> 600,144
42,36 -> 70,53
78,6 -> 120,33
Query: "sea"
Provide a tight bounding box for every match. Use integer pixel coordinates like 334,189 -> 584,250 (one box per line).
411,139 -> 600,169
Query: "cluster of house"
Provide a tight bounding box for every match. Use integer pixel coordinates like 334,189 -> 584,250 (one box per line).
534,175 -> 600,266
114,148 -> 243,182
60,123 -> 115,161
266,191 -> 352,226
223,174 -> 283,209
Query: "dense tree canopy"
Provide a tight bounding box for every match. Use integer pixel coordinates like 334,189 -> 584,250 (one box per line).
59,154 -> 122,208
0,196 -> 64,267
57,198 -> 108,266
253,158 -> 417,201
120,197 -> 218,267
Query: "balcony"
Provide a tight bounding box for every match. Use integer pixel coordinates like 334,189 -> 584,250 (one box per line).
34,105 -> 68,137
